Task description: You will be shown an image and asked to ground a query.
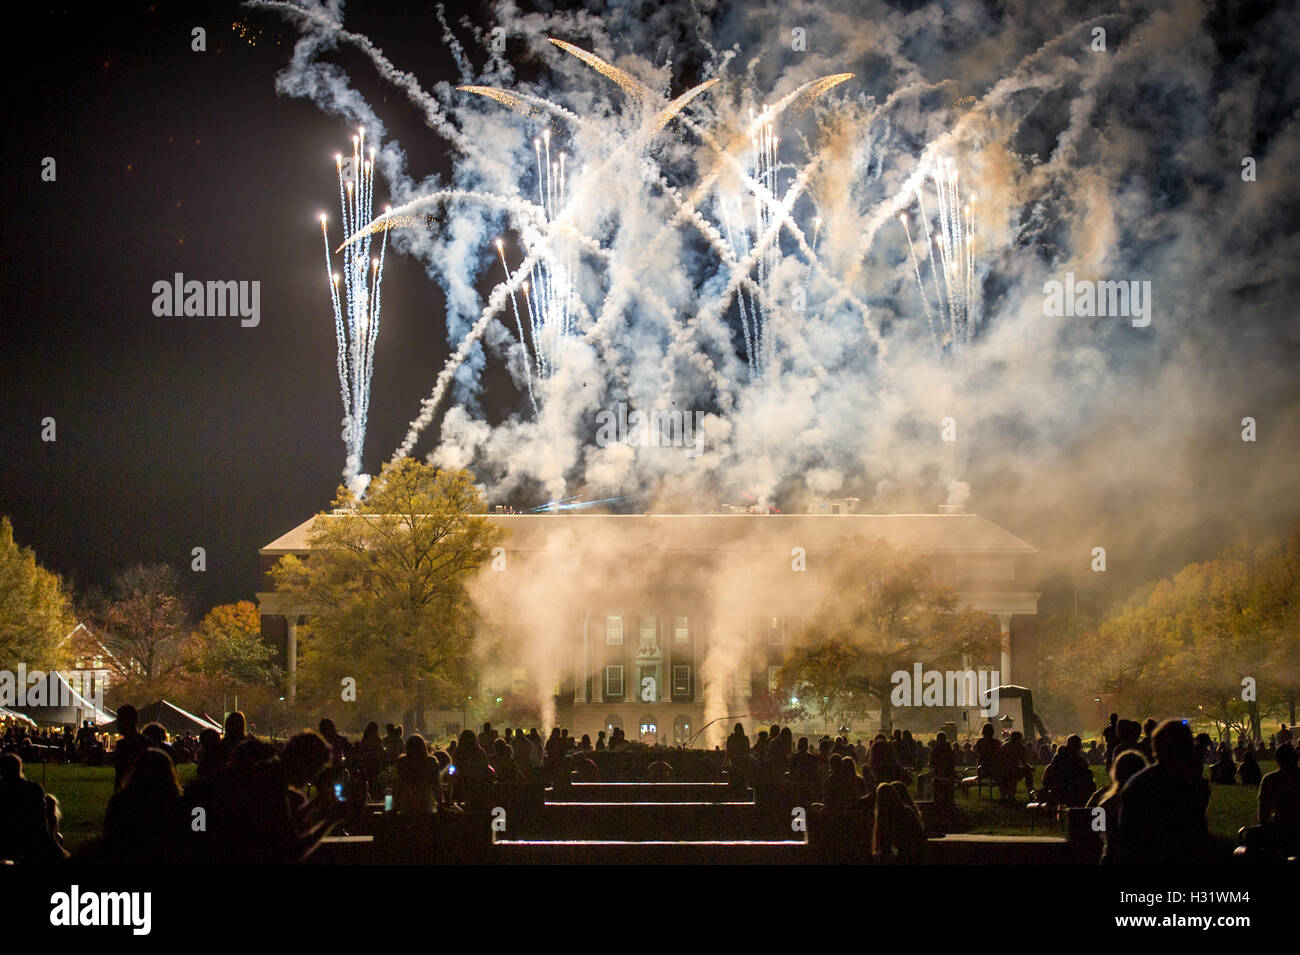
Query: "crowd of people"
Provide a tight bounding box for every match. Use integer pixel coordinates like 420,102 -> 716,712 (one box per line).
2,708 -> 1298,865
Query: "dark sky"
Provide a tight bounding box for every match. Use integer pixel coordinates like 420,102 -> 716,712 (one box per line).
3,0 -> 1298,623
0,2 -> 486,610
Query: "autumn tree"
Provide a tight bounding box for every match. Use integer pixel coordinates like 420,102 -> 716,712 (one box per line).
271,459 -> 505,728
0,517 -> 75,673
1049,523 -> 1300,739
89,563 -> 191,704
784,537 -> 1000,733
182,600 -> 281,723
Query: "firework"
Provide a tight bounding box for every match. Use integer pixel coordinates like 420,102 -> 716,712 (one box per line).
899,157 -> 979,355
320,128 -> 388,497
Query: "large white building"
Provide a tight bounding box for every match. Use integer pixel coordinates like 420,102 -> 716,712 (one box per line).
257,503 -> 1039,744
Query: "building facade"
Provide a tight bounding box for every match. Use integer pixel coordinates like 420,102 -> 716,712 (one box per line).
257,506 -> 1039,745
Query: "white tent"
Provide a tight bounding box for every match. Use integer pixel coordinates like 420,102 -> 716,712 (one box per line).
7,670 -> 115,726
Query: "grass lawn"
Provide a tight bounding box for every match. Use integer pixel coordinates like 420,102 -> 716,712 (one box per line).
950,763 -> 1264,851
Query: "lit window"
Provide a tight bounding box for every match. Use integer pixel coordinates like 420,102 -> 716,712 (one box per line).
606,615 -> 623,645
768,666 -> 780,692
640,616 -> 657,646
511,667 -> 528,690
605,665 -> 624,698
768,616 -> 784,645
672,665 -> 691,696
674,616 -> 689,642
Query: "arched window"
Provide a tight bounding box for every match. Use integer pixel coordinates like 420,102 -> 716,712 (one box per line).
674,714 -> 691,745
638,716 -> 658,744
605,714 -> 623,735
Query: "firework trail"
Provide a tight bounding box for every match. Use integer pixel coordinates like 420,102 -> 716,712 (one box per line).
320,129 -> 388,497
898,157 -> 979,356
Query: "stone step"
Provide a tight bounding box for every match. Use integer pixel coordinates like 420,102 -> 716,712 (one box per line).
504,801 -> 801,841
546,782 -> 751,803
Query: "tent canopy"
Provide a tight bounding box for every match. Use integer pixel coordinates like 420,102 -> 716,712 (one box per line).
0,705 -> 38,727
102,700 -> 221,736
6,671 -> 115,726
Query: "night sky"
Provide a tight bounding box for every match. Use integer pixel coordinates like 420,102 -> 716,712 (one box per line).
3,0 -> 1298,618
2,3 -> 487,610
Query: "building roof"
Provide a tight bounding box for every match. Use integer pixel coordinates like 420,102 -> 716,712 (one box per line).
261,511 -> 1036,557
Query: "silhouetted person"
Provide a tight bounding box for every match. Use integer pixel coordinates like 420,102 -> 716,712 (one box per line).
221,710 -> 250,762
824,755 -> 866,810
1087,749 -> 1148,864
103,748 -> 184,864
790,736 -> 820,787
383,723 -> 405,765
1238,749 -> 1263,787
1248,742 -> 1300,855
1102,713 -> 1119,770
358,722 -> 384,797
318,718 -> 351,769
0,753 -> 64,863
196,728 -> 224,778
973,722 -> 1001,780
1136,718 -> 1158,761
994,731 -> 1034,802
395,734 -> 436,815
873,781 -> 925,863
489,737 -> 520,782
1112,719 -> 1212,865
1059,734 -> 1095,806
452,729 -> 494,809
1210,746 -> 1237,785
111,704 -> 149,791
141,722 -> 175,764
869,739 -> 911,785
281,731 -> 333,832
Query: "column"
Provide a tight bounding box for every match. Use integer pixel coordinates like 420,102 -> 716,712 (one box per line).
996,613 -> 1012,685
286,616 -> 298,705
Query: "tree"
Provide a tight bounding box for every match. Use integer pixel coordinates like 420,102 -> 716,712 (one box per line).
1049,523 -> 1300,738
181,601 -> 282,723
786,537 -> 1000,733
746,688 -> 809,727
93,563 -> 191,703
270,459 -> 505,727
0,516 -> 75,673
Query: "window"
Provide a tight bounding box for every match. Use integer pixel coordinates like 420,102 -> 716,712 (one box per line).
768,666 -> 781,693
640,616 -> 657,646
444,723 -> 461,738
605,714 -> 623,735
606,615 -> 623,645
639,718 -> 658,743
672,665 -> 691,696
511,667 -> 528,690
735,666 -> 752,698
674,616 -> 689,642
768,616 -> 784,645
605,665 -> 624,698
673,715 -> 692,744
